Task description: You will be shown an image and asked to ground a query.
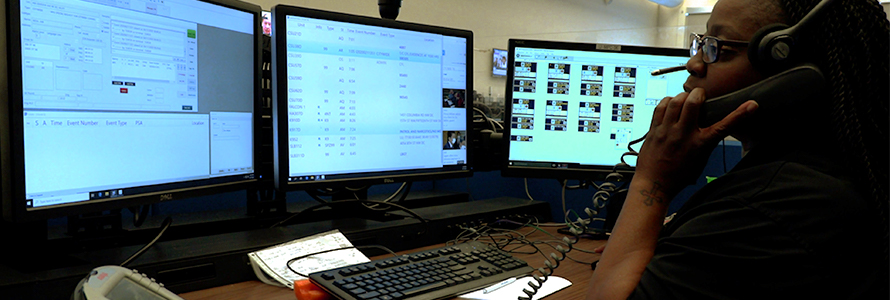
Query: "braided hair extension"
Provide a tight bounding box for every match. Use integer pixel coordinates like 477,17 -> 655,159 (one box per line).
777,0 -> 890,264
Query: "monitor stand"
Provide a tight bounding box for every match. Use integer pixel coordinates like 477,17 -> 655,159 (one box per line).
304,184 -> 412,223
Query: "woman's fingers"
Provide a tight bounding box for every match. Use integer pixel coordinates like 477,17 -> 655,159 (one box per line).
678,88 -> 705,129
703,100 -> 759,142
662,92 -> 688,125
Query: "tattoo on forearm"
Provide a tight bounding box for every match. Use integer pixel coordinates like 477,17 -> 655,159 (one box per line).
640,181 -> 666,206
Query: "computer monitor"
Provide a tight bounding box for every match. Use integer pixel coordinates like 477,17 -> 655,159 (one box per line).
271,5 -> 473,191
262,11 -> 272,36
2,0 -> 262,222
502,39 -> 689,180
492,48 -> 508,77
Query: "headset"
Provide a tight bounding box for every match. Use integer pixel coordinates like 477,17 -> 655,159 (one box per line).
698,0 -> 838,127
592,0 -> 842,231
747,0 -> 838,74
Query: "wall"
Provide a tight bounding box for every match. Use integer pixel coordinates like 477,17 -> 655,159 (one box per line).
245,0 -> 664,101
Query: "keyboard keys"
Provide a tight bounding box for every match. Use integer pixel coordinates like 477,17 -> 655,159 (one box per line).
309,241 -> 532,300
356,291 -> 379,299
402,281 -> 447,297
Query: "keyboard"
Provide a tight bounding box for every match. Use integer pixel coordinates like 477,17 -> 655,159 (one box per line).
308,241 -> 534,300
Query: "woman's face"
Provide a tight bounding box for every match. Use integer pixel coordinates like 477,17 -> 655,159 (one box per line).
683,0 -> 772,99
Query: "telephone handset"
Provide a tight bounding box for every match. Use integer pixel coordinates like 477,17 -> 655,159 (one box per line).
697,63 -> 825,127
696,0 -> 836,127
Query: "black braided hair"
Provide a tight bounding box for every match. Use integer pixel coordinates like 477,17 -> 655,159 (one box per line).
777,0 -> 890,266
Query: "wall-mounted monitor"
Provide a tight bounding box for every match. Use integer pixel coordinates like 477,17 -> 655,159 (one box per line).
492,48 -> 508,77
502,39 -> 688,180
3,0 -> 262,222
262,11 -> 272,36
271,5 -> 474,191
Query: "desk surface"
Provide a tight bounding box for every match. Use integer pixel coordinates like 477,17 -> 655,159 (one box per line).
180,225 -> 605,300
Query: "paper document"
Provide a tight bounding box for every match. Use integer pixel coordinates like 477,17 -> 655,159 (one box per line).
460,276 -> 572,300
247,229 -> 370,289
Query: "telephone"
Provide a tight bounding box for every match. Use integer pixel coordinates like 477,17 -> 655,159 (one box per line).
697,63 -> 825,127
696,0 -> 837,127
72,265 -> 183,300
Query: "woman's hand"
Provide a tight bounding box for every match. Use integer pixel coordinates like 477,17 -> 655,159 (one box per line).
585,89 -> 758,300
634,88 -> 758,199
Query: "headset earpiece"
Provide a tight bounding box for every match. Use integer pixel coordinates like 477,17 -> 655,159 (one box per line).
747,23 -> 793,74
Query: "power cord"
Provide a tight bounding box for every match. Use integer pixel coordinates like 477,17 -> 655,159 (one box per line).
286,245 -> 398,277
120,216 -> 173,267
305,183 -> 411,209
363,182 -> 412,211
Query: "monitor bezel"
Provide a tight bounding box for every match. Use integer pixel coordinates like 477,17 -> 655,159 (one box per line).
271,5 -> 475,191
500,39 -> 688,181
2,0 -> 264,222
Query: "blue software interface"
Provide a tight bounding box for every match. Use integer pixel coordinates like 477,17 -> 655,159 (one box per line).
282,15 -> 468,181
18,0 -> 256,208
507,46 -> 689,168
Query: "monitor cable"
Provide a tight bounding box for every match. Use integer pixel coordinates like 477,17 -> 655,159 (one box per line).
270,199 -> 429,236
305,189 -> 334,204
524,178 -> 535,202
474,107 -> 503,131
363,182 -> 411,211
129,204 -> 151,228
120,216 -> 173,267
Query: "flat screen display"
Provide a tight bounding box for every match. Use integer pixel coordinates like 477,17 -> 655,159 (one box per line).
272,6 -> 473,189
493,48 -> 508,77
4,0 -> 260,220
503,40 -> 688,179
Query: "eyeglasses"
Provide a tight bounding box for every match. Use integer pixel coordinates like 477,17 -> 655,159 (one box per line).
689,33 -> 749,64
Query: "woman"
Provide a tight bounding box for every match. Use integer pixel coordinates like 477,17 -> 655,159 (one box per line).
585,0 -> 888,299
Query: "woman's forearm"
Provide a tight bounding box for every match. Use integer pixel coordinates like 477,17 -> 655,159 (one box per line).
585,178 -> 672,300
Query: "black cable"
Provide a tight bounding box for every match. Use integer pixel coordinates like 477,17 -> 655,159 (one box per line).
442,217 -> 589,300
357,245 -> 398,257
120,216 -> 173,267
462,220 -> 580,300
130,204 -> 150,227
285,245 -> 398,277
305,189 -> 331,204
360,182 -> 410,211
270,199 -> 429,231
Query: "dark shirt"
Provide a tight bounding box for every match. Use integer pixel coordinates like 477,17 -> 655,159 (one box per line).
629,139 -> 887,299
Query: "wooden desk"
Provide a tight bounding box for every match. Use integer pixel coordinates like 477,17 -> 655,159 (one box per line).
180,226 -> 605,300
